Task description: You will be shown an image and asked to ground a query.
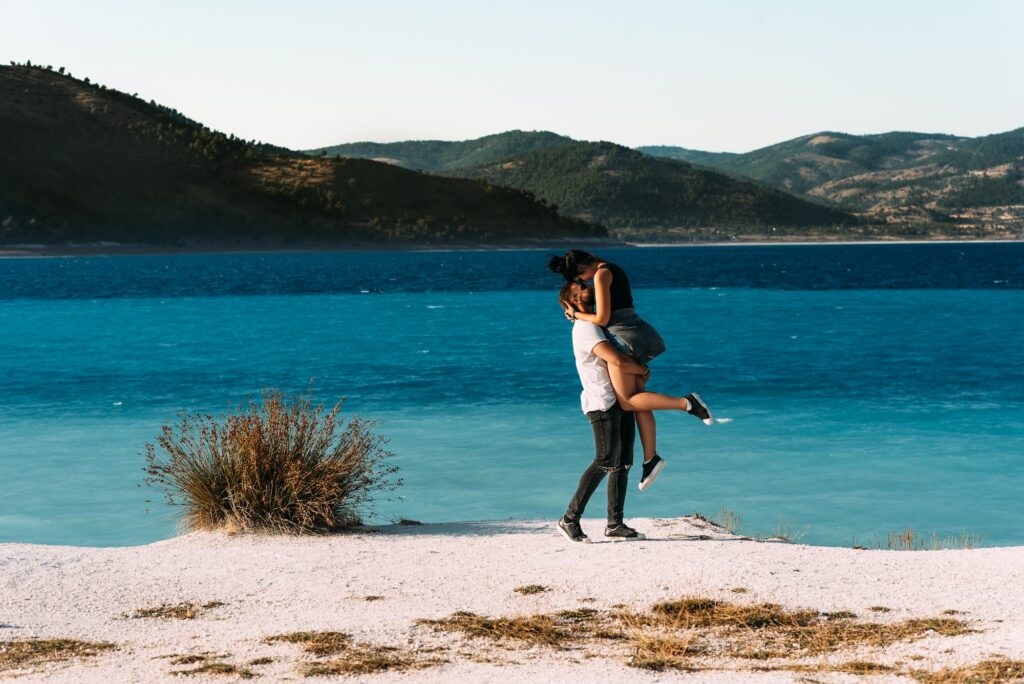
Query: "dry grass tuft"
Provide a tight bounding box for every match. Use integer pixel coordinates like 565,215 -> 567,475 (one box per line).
0,639 -> 116,671
268,630 -> 442,676
363,595 -> 386,602
869,605 -> 892,613
713,508 -> 744,533
144,390 -> 400,534
418,608 -> 623,648
650,597 -> 819,630
170,654 -> 209,665
247,657 -> 274,666
911,658 -> 1024,683
131,601 -> 225,620
302,644 -> 441,676
513,584 -> 549,595
620,596 -> 975,670
835,660 -> 895,674
172,661 -> 254,678
730,587 -> 748,594
855,528 -> 983,550
267,631 -> 351,657
627,633 -> 704,671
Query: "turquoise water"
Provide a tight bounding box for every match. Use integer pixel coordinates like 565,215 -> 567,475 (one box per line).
1,245 -> 1022,547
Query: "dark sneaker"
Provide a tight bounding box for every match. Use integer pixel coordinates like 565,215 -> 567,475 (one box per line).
605,523 -> 646,541
685,392 -> 713,426
557,516 -> 591,543
638,454 -> 666,491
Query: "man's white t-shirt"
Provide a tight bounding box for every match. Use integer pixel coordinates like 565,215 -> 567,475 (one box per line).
572,321 -> 617,414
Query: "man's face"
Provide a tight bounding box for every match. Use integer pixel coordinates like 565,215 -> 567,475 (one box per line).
576,284 -> 595,313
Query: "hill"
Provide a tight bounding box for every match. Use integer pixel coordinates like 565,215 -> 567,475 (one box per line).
640,130 -> 1024,234
0,65 -> 600,247
308,130 -> 573,172
442,141 -> 859,240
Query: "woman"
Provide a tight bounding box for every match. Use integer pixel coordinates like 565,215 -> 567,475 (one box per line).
550,250 -> 713,489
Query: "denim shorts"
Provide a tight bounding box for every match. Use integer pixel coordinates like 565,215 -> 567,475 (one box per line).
605,308 -> 666,365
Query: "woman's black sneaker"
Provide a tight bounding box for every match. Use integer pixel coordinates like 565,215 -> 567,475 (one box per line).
685,393 -> 714,426
638,454 -> 666,491
605,523 -> 645,541
557,516 -> 590,543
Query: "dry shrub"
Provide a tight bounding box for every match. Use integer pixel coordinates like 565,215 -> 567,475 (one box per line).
0,639 -> 115,671
144,390 -> 399,533
514,585 -> 549,595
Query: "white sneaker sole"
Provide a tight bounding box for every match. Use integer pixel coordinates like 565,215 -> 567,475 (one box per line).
690,392 -> 714,426
605,532 -> 647,541
556,521 -> 591,544
637,459 -> 666,491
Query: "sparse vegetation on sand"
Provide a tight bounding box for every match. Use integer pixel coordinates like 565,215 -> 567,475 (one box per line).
513,584 -> 549,595
130,601 -> 225,620
853,528 -> 983,550
144,390 -> 399,534
417,608 -> 625,648
267,631 -> 444,676
0,638 -> 115,671
418,596 -> 977,677
171,661 -> 255,678
910,658 -> 1024,683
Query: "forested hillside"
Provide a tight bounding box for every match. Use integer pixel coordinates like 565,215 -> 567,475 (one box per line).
0,65 -> 600,246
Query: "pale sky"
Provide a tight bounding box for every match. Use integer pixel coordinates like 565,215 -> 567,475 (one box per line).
3,0 -> 1022,152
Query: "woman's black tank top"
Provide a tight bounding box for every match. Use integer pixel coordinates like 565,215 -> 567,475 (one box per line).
598,262 -> 634,311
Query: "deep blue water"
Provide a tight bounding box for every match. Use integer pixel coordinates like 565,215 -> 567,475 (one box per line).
1,244 -> 1022,547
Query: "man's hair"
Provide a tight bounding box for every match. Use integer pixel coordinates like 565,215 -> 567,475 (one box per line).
560,280 -> 585,311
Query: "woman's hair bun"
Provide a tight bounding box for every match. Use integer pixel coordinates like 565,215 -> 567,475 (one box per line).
547,255 -> 567,274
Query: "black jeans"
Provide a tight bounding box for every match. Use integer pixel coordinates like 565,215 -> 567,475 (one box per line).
564,404 -> 636,525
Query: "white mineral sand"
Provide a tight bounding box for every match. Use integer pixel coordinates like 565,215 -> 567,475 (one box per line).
2,516 -> 1022,682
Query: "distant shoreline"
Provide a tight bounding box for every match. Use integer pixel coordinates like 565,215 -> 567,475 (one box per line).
2,236 -> 1022,258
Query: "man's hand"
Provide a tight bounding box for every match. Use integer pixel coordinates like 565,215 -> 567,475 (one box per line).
562,300 -> 576,321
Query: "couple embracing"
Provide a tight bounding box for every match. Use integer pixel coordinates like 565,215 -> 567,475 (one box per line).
548,249 -> 713,543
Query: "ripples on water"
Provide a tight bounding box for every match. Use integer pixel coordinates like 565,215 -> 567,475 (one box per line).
0,244 -> 1022,546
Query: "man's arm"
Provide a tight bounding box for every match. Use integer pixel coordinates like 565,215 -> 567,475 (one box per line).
591,341 -> 648,377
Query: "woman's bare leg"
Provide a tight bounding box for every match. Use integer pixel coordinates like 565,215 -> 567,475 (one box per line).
607,367 -> 692,462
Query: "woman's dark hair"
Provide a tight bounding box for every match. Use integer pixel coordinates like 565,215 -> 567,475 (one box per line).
547,249 -> 602,282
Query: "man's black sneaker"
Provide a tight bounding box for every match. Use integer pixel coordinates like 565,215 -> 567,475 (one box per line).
605,523 -> 646,541
638,454 -> 666,491
557,516 -> 591,543
685,392 -> 714,426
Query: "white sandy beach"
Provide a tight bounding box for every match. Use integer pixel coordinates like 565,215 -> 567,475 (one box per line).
2,516 -> 1023,682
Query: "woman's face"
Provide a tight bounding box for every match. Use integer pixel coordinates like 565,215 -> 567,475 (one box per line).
577,264 -> 598,281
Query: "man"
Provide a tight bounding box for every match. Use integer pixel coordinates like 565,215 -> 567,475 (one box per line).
557,281 -> 650,543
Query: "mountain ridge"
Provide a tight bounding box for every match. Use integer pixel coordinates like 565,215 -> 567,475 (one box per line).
0,65 -> 600,246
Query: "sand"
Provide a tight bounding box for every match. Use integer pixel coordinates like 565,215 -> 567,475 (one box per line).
2,516 -> 1023,682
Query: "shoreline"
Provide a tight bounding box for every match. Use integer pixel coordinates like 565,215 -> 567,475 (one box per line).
2,516 -> 1022,682
2,236 -> 1022,258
